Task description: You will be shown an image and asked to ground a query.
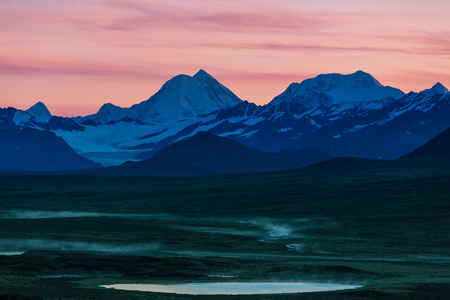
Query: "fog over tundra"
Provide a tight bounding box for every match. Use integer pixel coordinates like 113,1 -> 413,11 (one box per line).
0,210 -> 167,220
0,238 -> 160,254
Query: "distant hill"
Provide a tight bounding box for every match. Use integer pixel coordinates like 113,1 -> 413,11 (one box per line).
0,128 -> 101,172
96,131 -> 333,176
268,148 -> 334,169
401,127 -> 450,160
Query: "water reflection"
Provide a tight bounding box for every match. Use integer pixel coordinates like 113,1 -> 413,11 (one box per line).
102,282 -> 361,295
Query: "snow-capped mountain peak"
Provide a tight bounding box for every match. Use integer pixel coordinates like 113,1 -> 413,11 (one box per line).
133,73 -> 217,121
420,82 -> 450,95
193,69 -> 242,108
26,101 -> 52,123
270,71 -> 405,107
94,103 -> 125,120
80,70 -> 243,124
192,69 -> 211,81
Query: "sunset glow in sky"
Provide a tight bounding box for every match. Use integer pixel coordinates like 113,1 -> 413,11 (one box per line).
2,0 -> 450,116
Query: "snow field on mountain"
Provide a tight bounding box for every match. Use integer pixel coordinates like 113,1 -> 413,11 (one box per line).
55,121 -> 198,166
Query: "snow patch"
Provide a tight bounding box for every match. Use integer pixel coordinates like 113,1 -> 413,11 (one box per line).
242,117 -> 265,126
309,118 -> 321,128
219,128 -> 245,137
239,130 -> 259,139
293,108 -> 316,119
347,124 -> 367,133
278,127 -> 293,133
227,116 -> 247,124
173,120 -> 226,142
12,111 -> 33,126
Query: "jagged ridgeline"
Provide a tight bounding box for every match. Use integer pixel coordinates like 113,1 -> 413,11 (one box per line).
2,70 -> 450,172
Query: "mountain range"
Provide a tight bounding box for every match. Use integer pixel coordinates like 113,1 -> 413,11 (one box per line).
2,69 -> 450,173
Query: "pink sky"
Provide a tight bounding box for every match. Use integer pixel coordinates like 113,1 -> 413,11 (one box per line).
1,0 -> 450,116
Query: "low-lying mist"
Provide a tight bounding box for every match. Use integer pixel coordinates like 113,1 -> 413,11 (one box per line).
0,238 -> 160,254
173,217 -> 326,246
0,209 -> 167,220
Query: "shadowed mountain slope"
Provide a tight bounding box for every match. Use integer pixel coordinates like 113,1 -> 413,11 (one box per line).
96,132 -> 333,176
0,128 -> 101,172
401,127 -> 450,160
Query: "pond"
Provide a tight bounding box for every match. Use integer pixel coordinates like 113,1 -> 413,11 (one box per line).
101,282 -> 361,295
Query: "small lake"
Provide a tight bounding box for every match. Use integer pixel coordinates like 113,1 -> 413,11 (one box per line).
101,282 -> 361,295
